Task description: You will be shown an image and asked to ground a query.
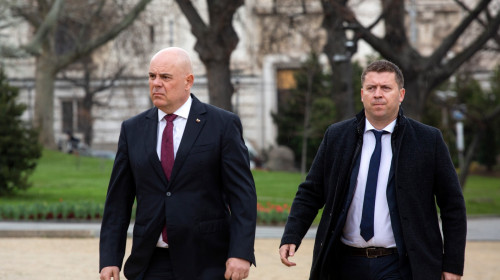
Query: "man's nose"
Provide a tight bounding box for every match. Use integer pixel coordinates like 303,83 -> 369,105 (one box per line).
152,77 -> 162,86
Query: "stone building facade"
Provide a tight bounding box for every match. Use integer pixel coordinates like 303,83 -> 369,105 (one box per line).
2,0 -> 493,155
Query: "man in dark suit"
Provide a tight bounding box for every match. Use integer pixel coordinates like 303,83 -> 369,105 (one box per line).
100,47 -> 257,280
279,60 -> 466,280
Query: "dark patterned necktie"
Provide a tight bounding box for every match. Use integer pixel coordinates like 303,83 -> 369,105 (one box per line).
360,129 -> 388,242
161,114 -> 177,243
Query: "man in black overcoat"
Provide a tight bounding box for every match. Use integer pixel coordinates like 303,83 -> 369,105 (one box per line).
280,60 -> 466,280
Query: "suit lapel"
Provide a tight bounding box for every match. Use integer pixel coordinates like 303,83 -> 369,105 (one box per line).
144,108 -> 169,186
169,95 -> 207,186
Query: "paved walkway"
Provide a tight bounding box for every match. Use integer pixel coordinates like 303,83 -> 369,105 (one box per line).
0,217 -> 499,279
0,216 -> 499,240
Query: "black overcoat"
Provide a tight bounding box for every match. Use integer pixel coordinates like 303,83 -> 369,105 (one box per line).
281,109 -> 466,280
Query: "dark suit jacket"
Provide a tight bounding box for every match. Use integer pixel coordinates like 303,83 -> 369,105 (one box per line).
100,94 -> 257,280
281,109 -> 466,280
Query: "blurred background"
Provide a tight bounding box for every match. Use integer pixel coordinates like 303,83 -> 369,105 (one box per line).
0,0 -> 499,223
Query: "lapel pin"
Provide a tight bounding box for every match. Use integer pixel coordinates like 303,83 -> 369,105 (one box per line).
196,118 -> 201,123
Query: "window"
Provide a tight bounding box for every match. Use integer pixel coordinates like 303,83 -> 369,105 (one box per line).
277,68 -> 298,112
61,99 -> 84,133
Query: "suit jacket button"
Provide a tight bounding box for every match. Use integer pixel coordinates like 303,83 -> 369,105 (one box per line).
166,192 -> 171,197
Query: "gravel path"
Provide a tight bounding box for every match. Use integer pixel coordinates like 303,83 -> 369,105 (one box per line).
0,238 -> 498,279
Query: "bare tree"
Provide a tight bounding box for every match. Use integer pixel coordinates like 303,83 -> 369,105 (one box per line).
60,57 -> 126,147
321,0 -> 358,120
329,0 -> 500,120
8,0 -> 152,148
174,0 -> 243,111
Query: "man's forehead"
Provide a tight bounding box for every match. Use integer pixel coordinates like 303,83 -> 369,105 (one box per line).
149,63 -> 174,73
364,72 -> 397,83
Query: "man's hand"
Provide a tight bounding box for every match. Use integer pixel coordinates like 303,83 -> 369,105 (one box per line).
224,257 -> 250,280
100,266 -> 120,280
441,272 -> 461,280
279,244 -> 297,267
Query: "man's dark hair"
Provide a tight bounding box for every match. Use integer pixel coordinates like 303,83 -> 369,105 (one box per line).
361,60 -> 404,89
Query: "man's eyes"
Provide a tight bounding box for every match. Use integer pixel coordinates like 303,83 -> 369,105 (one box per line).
149,74 -> 171,80
366,86 -> 392,91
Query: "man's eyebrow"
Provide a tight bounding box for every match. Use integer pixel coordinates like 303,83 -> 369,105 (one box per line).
148,72 -> 173,77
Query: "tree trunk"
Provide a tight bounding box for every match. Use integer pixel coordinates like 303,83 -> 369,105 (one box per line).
34,55 -> 57,148
81,92 -> 94,147
301,70 -> 313,179
18,0 -> 152,148
459,132 -> 480,188
321,0 -> 355,120
401,76 -> 428,120
175,0 -> 242,112
204,58 -> 234,111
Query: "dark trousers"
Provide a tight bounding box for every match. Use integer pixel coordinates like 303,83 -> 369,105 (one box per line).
142,248 -> 176,280
339,250 -> 404,280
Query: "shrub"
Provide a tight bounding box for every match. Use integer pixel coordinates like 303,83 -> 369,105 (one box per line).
0,201 -> 105,221
0,69 -> 42,195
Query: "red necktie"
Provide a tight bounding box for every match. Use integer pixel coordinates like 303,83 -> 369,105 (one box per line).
161,114 -> 177,243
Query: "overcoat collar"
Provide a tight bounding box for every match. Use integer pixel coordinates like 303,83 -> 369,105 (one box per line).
354,107 -> 406,139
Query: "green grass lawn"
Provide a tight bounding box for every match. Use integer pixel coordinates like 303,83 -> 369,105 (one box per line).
463,175 -> 500,215
1,149 -> 499,218
0,149 -> 113,204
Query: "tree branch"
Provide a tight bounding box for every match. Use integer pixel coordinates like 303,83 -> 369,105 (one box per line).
23,0 -> 65,56
175,0 -> 208,38
90,66 -> 126,95
56,0 -> 153,71
454,0 -> 500,48
433,10 -> 500,87
428,0 -> 491,65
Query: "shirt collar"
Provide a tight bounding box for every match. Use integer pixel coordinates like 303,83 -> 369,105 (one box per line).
157,96 -> 192,122
364,118 -> 397,134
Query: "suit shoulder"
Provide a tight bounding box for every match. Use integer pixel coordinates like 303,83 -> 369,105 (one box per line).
325,117 -> 357,135
122,108 -> 156,125
202,102 -> 240,121
405,117 -> 441,135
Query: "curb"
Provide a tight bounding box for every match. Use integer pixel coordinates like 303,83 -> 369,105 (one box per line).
1,218 -> 499,240
0,222 -> 317,239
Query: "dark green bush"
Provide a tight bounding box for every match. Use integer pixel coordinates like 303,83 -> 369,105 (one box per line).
0,201 -> 105,221
0,69 -> 42,195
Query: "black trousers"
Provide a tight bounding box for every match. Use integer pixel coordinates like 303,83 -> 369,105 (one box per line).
142,248 -> 176,280
338,245 -> 411,280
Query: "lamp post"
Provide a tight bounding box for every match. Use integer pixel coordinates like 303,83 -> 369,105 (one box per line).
332,22 -> 358,118
234,78 -> 240,116
452,105 -> 466,172
231,68 -> 242,115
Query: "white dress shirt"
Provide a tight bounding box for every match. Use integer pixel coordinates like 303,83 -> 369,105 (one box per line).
341,118 -> 397,248
155,96 -> 192,247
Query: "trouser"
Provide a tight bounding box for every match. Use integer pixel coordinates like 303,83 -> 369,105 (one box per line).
142,247 -> 176,280
338,244 -> 411,280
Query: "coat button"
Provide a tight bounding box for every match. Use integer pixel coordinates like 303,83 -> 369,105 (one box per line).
166,192 -> 171,197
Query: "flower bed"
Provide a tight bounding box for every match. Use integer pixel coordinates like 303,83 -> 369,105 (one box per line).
0,201 -> 291,225
256,202 -> 290,225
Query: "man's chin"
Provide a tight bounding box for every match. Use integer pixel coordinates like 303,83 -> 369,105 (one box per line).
152,99 -> 167,107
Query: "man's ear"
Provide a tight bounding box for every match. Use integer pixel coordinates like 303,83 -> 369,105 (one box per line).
185,74 -> 194,90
